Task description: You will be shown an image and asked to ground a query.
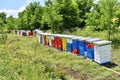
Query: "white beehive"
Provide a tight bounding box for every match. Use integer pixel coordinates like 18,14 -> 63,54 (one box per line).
94,40 -> 112,65
17,30 -> 19,35
49,36 -> 53,46
26,30 -> 31,36
20,30 -> 25,36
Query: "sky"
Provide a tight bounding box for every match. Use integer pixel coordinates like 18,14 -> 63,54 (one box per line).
0,0 -> 45,18
0,0 -> 99,18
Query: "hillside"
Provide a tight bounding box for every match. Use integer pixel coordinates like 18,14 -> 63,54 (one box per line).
0,34 -> 120,80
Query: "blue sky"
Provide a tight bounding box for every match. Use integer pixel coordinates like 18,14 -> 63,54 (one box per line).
0,0 -> 45,17
0,0 -> 99,18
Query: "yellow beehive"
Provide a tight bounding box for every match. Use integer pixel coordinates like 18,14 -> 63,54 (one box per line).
62,38 -> 67,51
36,34 -> 40,42
46,35 -> 49,43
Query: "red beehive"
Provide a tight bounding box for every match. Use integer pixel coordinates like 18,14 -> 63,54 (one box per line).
29,31 -> 34,36
56,37 -> 62,50
22,32 -> 26,36
44,36 -> 47,45
54,36 -> 58,48
55,40 -> 58,48
53,40 -> 56,47
52,40 -> 55,47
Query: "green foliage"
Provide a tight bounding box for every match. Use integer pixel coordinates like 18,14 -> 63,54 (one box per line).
6,16 -> 16,30
17,2 -> 43,30
86,0 -> 120,40
61,0 -> 80,32
42,0 -> 81,33
41,2 -> 63,33
76,0 -> 94,27
1,0 -> 120,40
0,12 -> 6,33
86,11 -> 101,29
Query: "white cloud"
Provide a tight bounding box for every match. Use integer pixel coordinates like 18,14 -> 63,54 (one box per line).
0,0 -> 43,18
0,6 -> 26,18
0,9 -> 18,17
25,0 -> 42,4
19,6 -> 26,12
25,0 -> 32,4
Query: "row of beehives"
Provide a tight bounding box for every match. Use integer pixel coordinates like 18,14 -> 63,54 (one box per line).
34,30 -> 112,65
14,29 -> 112,65
13,30 -> 34,36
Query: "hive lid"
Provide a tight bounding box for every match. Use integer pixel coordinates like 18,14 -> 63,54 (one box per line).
40,33 -> 51,35
44,33 -> 51,35
40,33 -> 46,35
72,36 -> 83,40
54,34 -> 75,38
94,40 -> 112,46
79,37 -> 92,41
53,34 -> 63,37
62,35 -> 72,38
77,36 -> 84,40
37,30 -> 43,34
86,38 -> 101,43
35,29 -> 43,32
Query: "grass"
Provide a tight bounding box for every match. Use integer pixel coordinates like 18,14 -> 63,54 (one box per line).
69,27 -> 120,76
0,34 -> 120,80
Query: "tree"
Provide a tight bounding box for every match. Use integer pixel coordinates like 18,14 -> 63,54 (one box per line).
0,12 -> 6,33
6,15 -> 15,30
86,11 -> 101,30
86,0 -> 120,40
17,2 -> 43,30
41,0 -> 63,33
17,10 -> 28,30
0,12 -> 7,44
98,0 -> 120,40
76,0 -> 94,27
59,0 -> 80,32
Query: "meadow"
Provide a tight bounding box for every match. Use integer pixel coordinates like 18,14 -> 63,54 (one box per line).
0,28 -> 120,79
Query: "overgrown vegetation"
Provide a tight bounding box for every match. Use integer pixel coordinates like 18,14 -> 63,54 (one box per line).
0,0 -> 120,39
0,0 -> 120,79
0,34 -> 120,80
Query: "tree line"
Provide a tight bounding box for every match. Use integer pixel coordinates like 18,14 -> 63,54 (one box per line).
0,0 -> 120,39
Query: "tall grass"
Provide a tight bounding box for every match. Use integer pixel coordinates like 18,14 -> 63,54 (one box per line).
0,34 -> 119,79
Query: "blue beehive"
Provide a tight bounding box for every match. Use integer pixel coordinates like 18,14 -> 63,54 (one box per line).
14,30 -> 17,34
72,36 -> 83,54
86,38 -> 102,60
68,43 -> 73,52
40,33 -> 45,44
78,37 -> 92,57
40,34 -> 42,43
72,37 -> 80,50
67,35 -> 74,52
19,30 -> 21,35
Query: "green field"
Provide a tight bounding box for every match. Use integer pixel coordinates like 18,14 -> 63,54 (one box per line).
0,34 -> 120,80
